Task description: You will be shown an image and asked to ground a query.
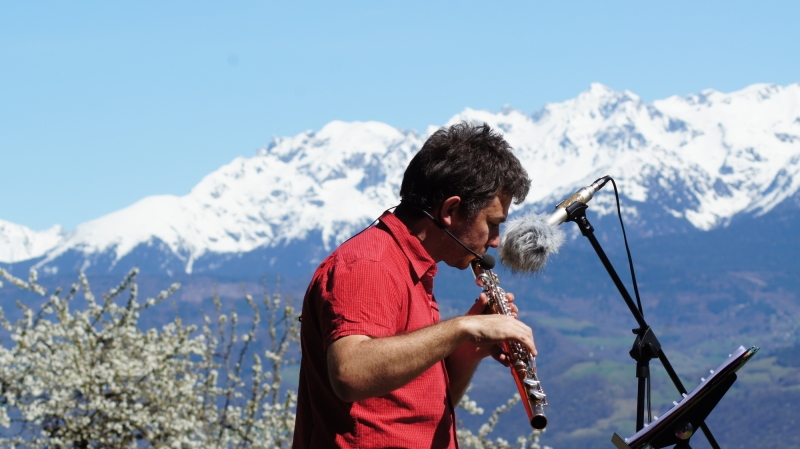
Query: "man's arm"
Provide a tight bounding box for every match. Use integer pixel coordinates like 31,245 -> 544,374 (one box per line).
327,303 -> 535,402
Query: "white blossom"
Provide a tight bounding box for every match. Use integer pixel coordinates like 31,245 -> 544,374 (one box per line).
0,270 -> 298,448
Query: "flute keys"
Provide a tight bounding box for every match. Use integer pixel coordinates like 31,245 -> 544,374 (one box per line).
523,378 -> 546,401
530,390 -> 546,401
523,378 -> 540,389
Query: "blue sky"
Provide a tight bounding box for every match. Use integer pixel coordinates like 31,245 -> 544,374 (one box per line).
2,1 -> 798,230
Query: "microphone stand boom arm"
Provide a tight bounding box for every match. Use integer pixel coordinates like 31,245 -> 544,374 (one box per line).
565,201 -> 721,449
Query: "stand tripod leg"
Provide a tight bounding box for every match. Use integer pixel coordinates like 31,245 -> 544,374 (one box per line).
699,423 -> 720,449
636,360 -> 648,431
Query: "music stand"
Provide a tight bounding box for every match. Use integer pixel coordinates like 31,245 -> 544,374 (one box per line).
611,346 -> 759,449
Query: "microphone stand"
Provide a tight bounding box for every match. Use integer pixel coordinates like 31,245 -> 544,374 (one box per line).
565,202 -> 720,449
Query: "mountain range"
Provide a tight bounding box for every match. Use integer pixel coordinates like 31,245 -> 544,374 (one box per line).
2,82 -> 799,278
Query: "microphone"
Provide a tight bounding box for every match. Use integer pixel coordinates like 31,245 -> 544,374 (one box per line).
498,176 -> 610,273
545,176 -> 611,226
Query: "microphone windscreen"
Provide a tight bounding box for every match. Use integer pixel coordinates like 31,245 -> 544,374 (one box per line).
479,254 -> 496,270
498,211 -> 566,274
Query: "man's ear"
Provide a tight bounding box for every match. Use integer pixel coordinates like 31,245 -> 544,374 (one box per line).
438,196 -> 461,228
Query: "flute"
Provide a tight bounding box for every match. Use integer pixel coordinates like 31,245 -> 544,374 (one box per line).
472,255 -> 548,430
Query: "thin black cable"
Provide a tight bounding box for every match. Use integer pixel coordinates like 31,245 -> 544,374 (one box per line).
609,178 -> 644,318
341,205 -> 398,245
608,177 -> 650,421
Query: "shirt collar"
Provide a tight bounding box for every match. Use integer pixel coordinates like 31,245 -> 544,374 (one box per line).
378,211 -> 438,282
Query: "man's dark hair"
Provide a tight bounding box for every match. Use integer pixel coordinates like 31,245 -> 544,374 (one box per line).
399,122 -> 530,219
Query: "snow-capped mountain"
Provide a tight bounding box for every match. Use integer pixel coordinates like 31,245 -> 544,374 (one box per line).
448,83 -> 800,230
2,82 -> 799,275
0,220 -> 63,264
8,121 -> 423,274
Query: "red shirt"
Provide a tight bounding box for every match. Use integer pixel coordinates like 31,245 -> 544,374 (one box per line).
293,212 -> 458,449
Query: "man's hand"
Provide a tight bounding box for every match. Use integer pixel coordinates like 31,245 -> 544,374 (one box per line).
463,291 -> 533,365
444,291 -> 536,405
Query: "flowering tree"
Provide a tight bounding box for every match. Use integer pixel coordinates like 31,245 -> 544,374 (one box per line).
0,268 -> 549,448
196,278 -> 299,448
0,268 -> 297,448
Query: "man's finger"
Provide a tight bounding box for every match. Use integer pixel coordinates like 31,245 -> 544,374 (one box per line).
505,293 -> 518,317
489,346 -> 511,367
466,293 -> 489,316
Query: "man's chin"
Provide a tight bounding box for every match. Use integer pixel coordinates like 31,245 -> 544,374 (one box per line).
448,258 -> 477,271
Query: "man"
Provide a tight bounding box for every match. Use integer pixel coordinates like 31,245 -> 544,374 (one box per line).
293,122 -> 536,448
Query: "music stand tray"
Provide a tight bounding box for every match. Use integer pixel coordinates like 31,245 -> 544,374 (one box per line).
612,346 -> 759,449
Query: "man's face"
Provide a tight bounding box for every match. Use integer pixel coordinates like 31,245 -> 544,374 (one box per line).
444,194 -> 512,269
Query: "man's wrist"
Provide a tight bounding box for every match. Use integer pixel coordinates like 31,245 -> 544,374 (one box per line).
450,315 -> 475,345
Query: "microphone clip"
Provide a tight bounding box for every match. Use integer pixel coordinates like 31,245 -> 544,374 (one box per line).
565,201 -> 594,236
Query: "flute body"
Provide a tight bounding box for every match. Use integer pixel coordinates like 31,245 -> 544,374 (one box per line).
472,258 -> 548,430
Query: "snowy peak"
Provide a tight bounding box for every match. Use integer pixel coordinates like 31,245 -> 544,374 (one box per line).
0,220 -> 63,263
188,120 -> 423,247
250,120 -> 420,190
574,82 -> 643,113
651,83 -> 800,226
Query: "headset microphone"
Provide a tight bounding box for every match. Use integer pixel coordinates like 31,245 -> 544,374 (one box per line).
398,201 -> 493,267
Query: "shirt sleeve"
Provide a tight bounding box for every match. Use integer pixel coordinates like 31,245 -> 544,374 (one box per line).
318,256 -> 408,353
